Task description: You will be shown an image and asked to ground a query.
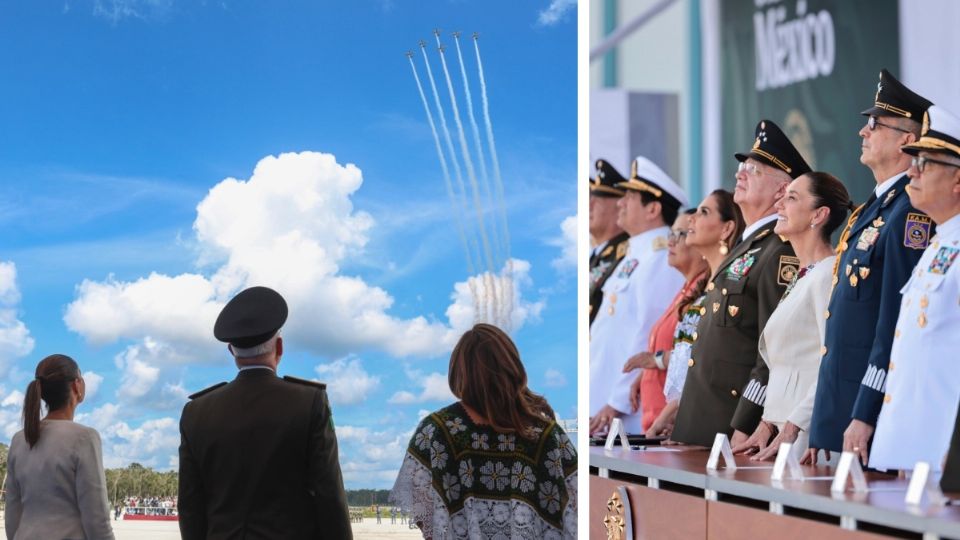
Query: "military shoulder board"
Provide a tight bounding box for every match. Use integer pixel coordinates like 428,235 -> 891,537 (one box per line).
189,381 -> 227,400
616,242 -> 628,260
283,375 -> 328,390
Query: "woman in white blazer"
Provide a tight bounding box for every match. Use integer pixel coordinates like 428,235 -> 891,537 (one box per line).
731,172 -> 852,461
4,354 -> 115,540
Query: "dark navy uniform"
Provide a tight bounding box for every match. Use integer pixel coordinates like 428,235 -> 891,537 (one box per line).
589,159 -> 629,326
809,70 -> 934,453
672,120 -> 808,447
178,286 -> 352,540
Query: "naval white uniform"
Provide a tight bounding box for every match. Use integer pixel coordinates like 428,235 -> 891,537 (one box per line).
589,226 -> 684,434
871,214 -> 960,472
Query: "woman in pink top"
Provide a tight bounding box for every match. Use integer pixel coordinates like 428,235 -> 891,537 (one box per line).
623,210 -> 710,432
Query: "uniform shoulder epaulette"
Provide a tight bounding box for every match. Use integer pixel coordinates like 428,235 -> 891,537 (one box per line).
188,381 -> 227,400
652,236 -> 669,251
616,241 -> 628,260
283,375 -> 327,390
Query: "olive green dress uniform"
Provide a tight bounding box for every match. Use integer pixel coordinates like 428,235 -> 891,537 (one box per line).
589,159 -> 629,326
672,120 -> 809,447
178,286 -> 352,540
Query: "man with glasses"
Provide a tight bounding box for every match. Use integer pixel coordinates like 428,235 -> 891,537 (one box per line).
589,159 -> 630,326
806,69 -> 933,467
589,156 -> 686,436
869,106 -> 960,473
672,119 -> 807,448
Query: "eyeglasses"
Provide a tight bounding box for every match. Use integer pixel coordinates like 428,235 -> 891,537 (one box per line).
737,161 -> 762,176
867,115 -> 911,134
911,155 -> 960,173
668,230 -> 688,244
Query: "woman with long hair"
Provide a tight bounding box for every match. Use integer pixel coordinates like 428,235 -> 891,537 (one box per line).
646,190 -> 745,438
4,354 -> 115,540
729,172 -> 852,462
390,324 -> 576,539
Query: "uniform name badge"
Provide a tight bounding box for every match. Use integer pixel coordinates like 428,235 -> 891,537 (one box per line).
929,246 -> 960,275
904,213 -> 932,250
856,227 -> 880,251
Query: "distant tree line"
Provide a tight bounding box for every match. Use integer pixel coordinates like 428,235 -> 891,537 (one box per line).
345,488 -> 392,506
105,463 -> 178,505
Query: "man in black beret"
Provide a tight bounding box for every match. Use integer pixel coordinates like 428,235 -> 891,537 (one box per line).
178,286 -> 352,540
589,159 -> 630,326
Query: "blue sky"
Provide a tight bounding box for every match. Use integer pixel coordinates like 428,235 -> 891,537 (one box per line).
0,1 -> 576,489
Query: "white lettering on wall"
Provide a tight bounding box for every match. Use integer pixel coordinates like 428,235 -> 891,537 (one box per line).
754,1 -> 835,91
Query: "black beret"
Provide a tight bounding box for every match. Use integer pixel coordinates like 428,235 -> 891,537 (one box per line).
735,119 -> 811,179
589,159 -> 627,198
214,286 -> 288,349
861,69 -> 931,121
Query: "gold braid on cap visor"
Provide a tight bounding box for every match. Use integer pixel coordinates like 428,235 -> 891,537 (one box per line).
618,178 -> 663,198
874,100 -> 912,118
904,136 -> 960,157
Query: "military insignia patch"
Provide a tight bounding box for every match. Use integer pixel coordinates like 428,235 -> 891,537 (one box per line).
600,245 -> 613,258
904,213 -> 932,250
859,267 -> 870,280
727,305 -> 740,317
652,236 -> 669,251
872,217 -> 885,228
617,259 -> 639,278
929,246 -> 960,275
777,256 -> 800,286
856,227 -> 880,251
726,253 -> 757,280
882,189 -> 897,207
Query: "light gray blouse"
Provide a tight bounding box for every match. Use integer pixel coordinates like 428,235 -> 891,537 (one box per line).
4,420 -> 115,540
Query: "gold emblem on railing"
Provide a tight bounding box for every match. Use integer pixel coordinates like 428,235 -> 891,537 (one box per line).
602,491 -> 626,540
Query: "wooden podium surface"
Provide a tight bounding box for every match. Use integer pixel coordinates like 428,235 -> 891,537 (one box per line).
590,445 -> 960,539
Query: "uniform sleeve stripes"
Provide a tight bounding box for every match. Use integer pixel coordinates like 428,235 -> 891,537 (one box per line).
861,365 -> 887,393
743,379 -> 767,406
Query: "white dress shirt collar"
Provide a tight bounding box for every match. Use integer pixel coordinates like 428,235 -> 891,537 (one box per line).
741,213 -> 779,242
875,171 -> 907,199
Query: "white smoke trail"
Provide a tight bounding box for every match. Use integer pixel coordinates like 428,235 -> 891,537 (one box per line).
408,56 -> 480,311
452,33 -> 501,267
435,35 -> 500,327
420,44 -> 485,322
473,37 -> 514,327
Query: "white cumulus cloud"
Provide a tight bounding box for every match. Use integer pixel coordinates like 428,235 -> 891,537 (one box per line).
537,0 -> 576,27
550,215 -> 577,271
77,403 -> 181,469
0,261 -> 35,376
314,357 -> 380,406
64,152 -> 485,359
446,258 -> 544,334
388,372 -> 454,405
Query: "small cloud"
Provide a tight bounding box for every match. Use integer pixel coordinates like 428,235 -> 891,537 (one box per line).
550,215 -> 577,272
93,0 -> 175,23
314,357 -> 380,406
544,368 -> 567,388
388,372 -> 454,404
537,0 -> 576,27
83,371 -> 104,401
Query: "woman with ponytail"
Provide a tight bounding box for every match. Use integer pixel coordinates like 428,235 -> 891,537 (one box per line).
4,354 -> 114,539
390,324 -> 576,539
